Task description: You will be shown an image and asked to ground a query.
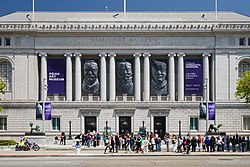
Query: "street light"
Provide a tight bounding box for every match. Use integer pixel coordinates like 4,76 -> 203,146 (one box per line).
142,121 -> 145,129
105,121 -> 108,138
204,77 -> 209,132
178,120 -> 181,137
68,121 -> 72,140
42,78 -> 47,133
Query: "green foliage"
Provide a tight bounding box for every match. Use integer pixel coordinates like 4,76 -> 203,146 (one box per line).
235,70 -> 250,103
0,80 -> 6,93
0,140 -> 16,146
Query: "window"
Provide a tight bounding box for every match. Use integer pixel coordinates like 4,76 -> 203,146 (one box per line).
248,38 -> 250,46
52,117 -> 60,131
0,60 -> 12,90
190,117 -> 198,131
238,60 -> 250,77
0,38 -> 2,46
239,37 -> 246,46
0,117 -> 7,130
4,37 -> 10,46
243,117 -> 250,130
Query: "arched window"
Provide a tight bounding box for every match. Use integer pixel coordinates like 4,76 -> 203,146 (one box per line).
238,59 -> 250,77
0,60 -> 12,91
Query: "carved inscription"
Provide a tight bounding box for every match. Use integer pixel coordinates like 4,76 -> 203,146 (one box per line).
37,36 -> 213,47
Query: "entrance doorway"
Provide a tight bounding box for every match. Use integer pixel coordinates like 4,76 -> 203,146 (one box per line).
84,116 -> 96,133
154,116 -> 166,139
119,116 -> 131,135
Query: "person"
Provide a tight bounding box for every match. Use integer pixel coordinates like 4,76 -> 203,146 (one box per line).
197,135 -> 202,152
143,139 -> 151,154
104,137 -> 111,154
136,135 -> 143,153
115,134 -> 120,153
61,132 -> 66,145
164,132 -> 170,152
82,60 -> 99,95
116,60 -> 134,95
109,136 -> 115,153
54,135 -> 59,145
151,60 -> 168,95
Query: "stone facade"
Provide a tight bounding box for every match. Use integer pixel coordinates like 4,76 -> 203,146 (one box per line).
0,12 -> 250,138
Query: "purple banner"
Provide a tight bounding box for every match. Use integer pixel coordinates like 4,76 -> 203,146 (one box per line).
184,59 -> 203,96
44,102 -> 52,120
208,102 -> 216,120
48,59 -> 66,95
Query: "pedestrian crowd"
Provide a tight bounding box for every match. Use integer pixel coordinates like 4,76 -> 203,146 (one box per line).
167,133 -> 250,154
53,131 -> 250,154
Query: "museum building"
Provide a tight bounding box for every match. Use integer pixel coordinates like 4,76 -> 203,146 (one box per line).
0,11 -> 250,138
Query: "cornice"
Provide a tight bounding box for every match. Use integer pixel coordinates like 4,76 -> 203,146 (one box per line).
0,23 -> 250,32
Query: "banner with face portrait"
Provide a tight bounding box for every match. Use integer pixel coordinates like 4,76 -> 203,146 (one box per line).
36,102 -> 43,120
82,59 -> 100,96
116,59 -> 134,96
150,59 -> 168,96
184,59 -> 203,96
199,102 -> 207,120
47,59 -> 66,95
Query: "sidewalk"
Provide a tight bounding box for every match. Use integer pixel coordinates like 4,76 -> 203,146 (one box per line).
1,145 -> 250,157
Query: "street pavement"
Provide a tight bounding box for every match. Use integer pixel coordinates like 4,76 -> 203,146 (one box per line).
1,144 -> 250,157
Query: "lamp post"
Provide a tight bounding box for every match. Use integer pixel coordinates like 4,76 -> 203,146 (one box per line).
68,121 -> 72,140
178,120 -> 181,137
142,121 -> 145,129
204,77 -> 209,132
42,78 -> 47,133
105,121 -> 108,138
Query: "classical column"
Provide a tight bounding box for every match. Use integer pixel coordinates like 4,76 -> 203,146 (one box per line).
143,53 -> 151,101
64,53 -> 72,101
134,53 -> 141,101
39,53 -> 47,101
203,53 -> 210,101
109,53 -> 116,101
99,53 -> 107,101
177,53 -> 185,101
168,53 -> 176,101
74,53 -> 82,101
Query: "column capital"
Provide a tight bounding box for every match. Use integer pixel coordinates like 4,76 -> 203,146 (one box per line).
143,53 -> 151,57
108,53 -> 116,57
39,53 -> 47,57
64,53 -> 73,57
177,53 -> 186,57
74,53 -> 82,57
202,53 -> 211,57
168,53 -> 176,57
133,53 -> 142,57
99,53 -> 107,57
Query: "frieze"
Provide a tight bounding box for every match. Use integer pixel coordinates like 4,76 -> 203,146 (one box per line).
1,23 -> 250,33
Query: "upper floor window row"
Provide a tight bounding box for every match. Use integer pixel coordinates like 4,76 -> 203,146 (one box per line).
0,37 -> 11,46
239,37 -> 250,46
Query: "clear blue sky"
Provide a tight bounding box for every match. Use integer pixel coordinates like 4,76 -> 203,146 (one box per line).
0,0 -> 250,17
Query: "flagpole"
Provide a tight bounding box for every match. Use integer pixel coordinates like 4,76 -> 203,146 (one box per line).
124,0 -> 126,19
32,0 -> 35,20
215,0 -> 218,20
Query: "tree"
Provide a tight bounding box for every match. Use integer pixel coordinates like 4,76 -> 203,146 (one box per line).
235,70 -> 250,103
0,80 -> 6,112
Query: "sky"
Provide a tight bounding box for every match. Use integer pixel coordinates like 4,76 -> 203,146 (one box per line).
0,0 -> 250,17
